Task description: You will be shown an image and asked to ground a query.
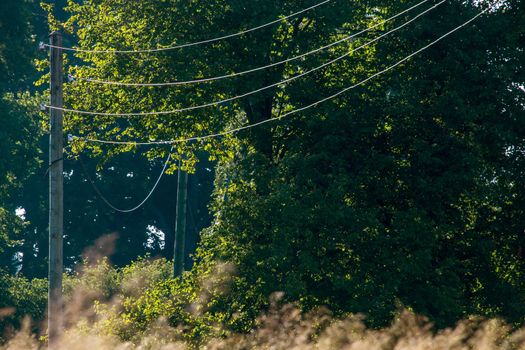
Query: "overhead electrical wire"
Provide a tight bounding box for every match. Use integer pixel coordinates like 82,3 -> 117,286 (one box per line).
71,0 -> 430,87
45,0 -> 445,117
75,2 -> 496,146
79,146 -> 174,213
74,1 -> 497,213
43,0 -> 333,54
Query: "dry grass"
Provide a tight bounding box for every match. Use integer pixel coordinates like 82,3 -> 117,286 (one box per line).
2,301 -> 525,350
2,252 -> 524,349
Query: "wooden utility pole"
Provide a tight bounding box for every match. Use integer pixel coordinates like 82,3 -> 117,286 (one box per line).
48,30 -> 64,346
173,163 -> 188,277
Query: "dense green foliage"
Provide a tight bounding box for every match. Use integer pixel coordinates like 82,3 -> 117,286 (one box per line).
5,259 -> 525,349
194,0 -> 525,328
0,0 -> 214,279
56,0 -> 525,330
0,272 -> 47,343
61,258 -> 234,345
16,152 -> 213,277
0,0 -> 524,345
0,0 -> 43,272
0,1 -> 47,341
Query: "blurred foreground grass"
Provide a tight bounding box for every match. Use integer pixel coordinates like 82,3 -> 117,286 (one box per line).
1,258 -> 524,350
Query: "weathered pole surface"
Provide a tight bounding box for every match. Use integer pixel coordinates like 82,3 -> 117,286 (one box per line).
48,30 -> 64,347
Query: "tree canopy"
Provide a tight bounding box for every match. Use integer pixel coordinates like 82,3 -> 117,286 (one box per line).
0,0 -> 524,339
51,0 -> 525,328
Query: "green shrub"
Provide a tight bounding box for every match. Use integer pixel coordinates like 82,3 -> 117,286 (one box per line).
0,273 -> 47,343
82,258 -> 236,346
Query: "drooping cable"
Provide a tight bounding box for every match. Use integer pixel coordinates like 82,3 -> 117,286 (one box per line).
71,0 -> 430,87
78,146 -> 174,213
43,0 -> 333,54
45,0 -> 445,117
76,3 -> 497,146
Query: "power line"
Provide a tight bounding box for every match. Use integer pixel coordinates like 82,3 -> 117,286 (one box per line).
73,2 -> 497,214
76,3 -> 496,146
71,0 -> 430,87
42,0 -> 333,54
45,0 -> 445,117
78,146 -> 174,213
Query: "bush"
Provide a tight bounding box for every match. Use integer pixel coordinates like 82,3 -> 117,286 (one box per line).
48,257 -> 233,345
0,273 -> 47,343
3,258 -> 525,349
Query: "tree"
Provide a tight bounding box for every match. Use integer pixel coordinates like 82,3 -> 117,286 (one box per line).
16,150 -> 214,277
0,0 -> 44,273
57,0 -> 525,329
197,0 -> 525,328
0,0 -> 48,339
3,1 -> 216,277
